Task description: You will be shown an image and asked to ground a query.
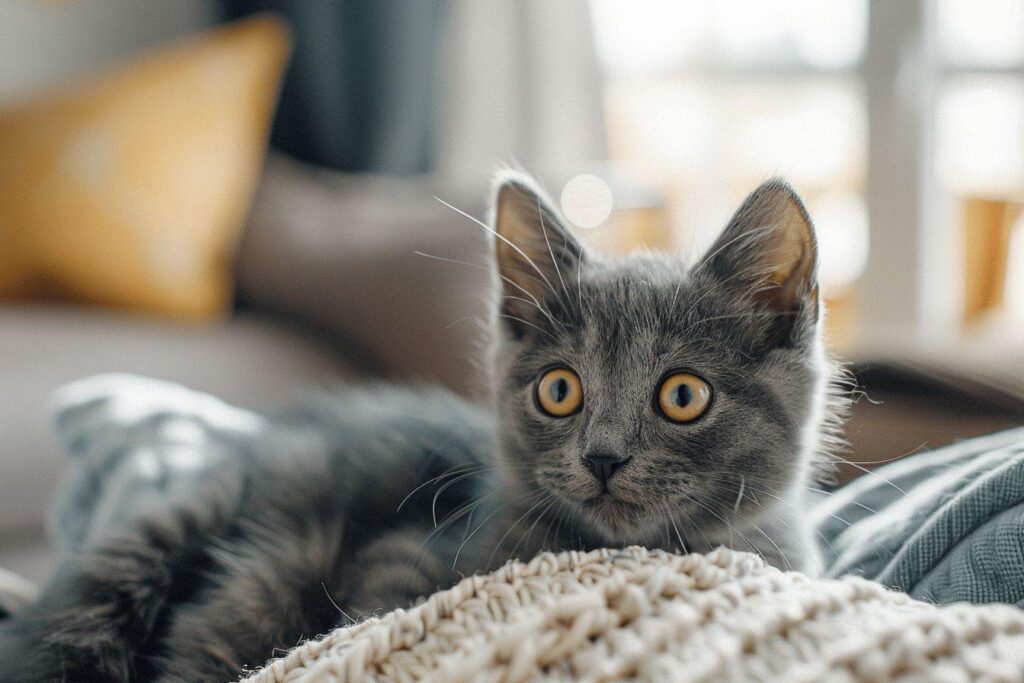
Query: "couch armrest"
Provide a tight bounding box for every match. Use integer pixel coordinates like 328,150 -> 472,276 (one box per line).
236,155 -> 494,396
0,306 -> 348,536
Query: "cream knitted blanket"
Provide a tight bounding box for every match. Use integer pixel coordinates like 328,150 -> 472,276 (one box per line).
243,547 -> 1024,682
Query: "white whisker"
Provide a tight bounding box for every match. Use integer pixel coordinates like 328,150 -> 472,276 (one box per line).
538,197 -> 572,309
733,475 -> 746,513
413,250 -> 560,326
435,195 -> 558,298
321,582 -> 356,624
663,503 -> 689,554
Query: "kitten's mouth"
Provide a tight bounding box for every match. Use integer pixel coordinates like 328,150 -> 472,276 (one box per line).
571,494 -> 651,541
580,489 -> 646,521
589,495 -> 628,518
540,476 -> 652,540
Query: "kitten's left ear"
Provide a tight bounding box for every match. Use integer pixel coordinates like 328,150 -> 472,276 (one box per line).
491,172 -> 584,337
703,179 -> 819,330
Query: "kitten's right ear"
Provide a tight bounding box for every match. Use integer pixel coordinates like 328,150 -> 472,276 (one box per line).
491,172 -> 583,338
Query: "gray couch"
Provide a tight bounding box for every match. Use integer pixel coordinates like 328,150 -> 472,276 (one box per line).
0,155 -> 493,581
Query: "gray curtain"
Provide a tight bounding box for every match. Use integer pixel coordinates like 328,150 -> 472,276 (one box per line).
223,0 -> 446,175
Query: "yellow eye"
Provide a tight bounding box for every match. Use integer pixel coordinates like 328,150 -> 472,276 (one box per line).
657,372 -> 712,423
536,367 -> 583,417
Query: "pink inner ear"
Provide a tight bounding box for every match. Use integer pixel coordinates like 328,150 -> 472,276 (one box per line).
494,182 -> 551,265
768,231 -> 808,284
492,176 -> 583,310
766,196 -> 815,275
749,194 -> 818,316
496,187 -> 530,243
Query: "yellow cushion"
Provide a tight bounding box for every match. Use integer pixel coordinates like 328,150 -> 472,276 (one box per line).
0,16 -> 291,319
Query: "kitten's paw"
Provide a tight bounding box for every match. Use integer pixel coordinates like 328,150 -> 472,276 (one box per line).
345,528 -> 456,616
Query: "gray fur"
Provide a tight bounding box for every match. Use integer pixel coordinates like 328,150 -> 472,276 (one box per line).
0,175 -> 845,681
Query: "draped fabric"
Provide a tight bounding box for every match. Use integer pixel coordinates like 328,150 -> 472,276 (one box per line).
222,0 -> 605,183
222,0 -> 447,175
816,425 -> 1024,605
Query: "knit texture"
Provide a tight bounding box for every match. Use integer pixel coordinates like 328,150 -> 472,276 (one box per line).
241,547 -> 1024,682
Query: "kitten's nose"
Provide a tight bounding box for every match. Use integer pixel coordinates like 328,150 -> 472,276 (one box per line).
583,451 -> 630,486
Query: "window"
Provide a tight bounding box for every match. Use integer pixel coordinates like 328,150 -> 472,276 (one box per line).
936,0 -> 1024,328
588,0 -> 1024,351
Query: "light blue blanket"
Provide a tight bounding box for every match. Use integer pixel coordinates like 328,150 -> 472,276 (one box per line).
814,426 -> 1024,605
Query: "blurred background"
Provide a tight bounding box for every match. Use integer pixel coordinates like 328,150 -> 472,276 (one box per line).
2,0 -> 1024,578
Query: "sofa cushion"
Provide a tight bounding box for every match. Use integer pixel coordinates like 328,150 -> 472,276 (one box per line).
0,16 -> 289,319
235,155 -> 493,397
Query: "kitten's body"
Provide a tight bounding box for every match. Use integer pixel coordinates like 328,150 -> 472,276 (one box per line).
0,176 -> 842,681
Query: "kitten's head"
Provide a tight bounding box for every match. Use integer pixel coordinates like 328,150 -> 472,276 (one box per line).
488,172 -> 843,545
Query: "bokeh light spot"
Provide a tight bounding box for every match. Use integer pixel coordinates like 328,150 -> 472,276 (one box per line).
560,174 -> 614,229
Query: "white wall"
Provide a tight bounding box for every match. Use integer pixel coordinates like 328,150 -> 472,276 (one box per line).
0,0 -> 218,104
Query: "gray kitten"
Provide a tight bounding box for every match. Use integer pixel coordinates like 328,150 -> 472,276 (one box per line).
486,173 -> 843,573
0,174 -> 843,681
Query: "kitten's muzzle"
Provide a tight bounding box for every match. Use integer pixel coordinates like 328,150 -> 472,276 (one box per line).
583,451 -> 631,488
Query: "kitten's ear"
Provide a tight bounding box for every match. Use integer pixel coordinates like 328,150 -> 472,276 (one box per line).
703,179 -> 819,335
491,172 -> 583,338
